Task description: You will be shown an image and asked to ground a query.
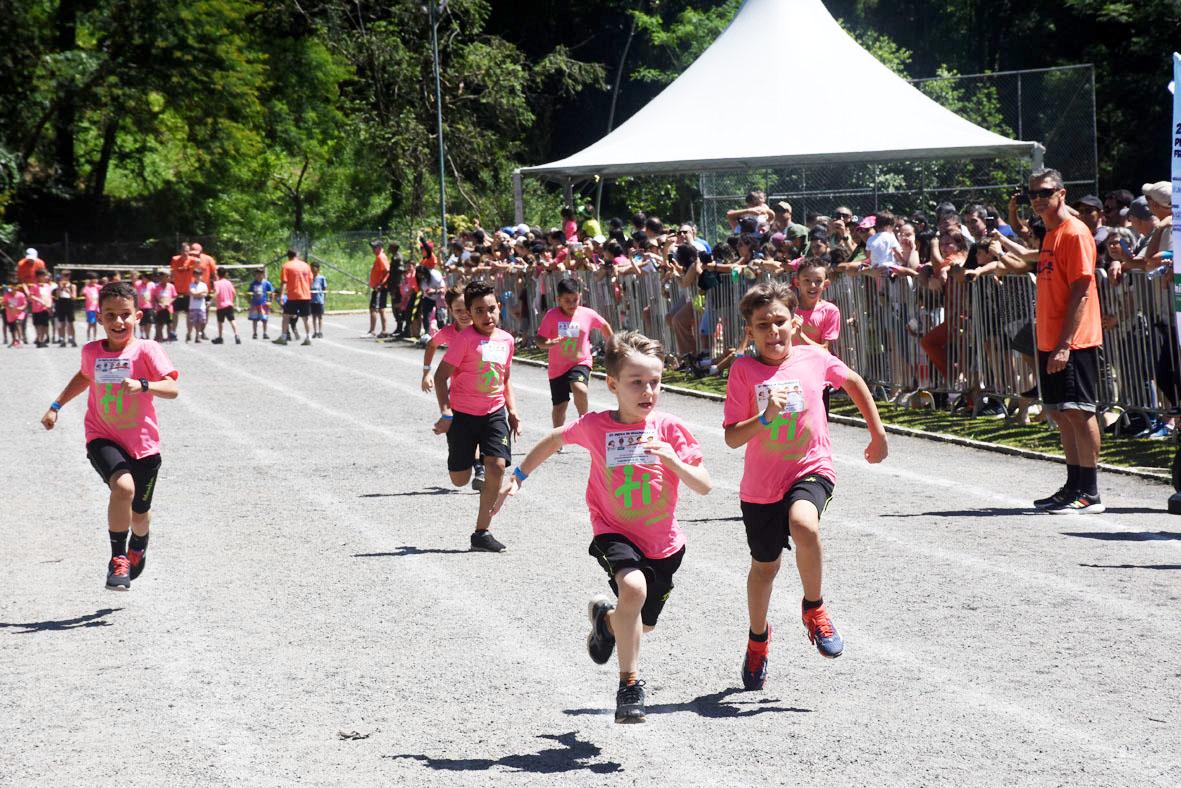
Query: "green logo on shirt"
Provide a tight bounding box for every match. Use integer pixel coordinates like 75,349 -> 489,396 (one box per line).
766,411 -> 799,442
613,465 -> 653,508
100,384 -> 125,417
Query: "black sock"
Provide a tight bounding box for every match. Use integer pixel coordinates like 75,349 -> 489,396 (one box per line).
129,532 -> 149,552
802,597 -> 823,611
1066,464 -> 1080,491
109,530 -> 128,558
1078,466 -> 1098,497
749,627 -> 769,643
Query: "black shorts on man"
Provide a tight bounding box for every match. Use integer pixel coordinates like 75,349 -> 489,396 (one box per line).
741,474 -> 835,563
446,408 -> 512,471
549,364 -> 591,405
369,290 -> 388,310
1038,346 -> 1099,412
589,533 -> 685,627
86,439 -> 162,514
283,299 -> 311,317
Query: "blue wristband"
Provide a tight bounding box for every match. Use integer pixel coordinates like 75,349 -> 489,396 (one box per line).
440,414 -> 453,421
758,411 -> 771,426
513,467 -> 529,483
50,401 -> 62,412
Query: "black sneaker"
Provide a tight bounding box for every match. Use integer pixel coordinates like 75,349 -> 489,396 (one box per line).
470,530 -> 506,552
1034,487 -> 1072,510
211,337 -> 224,344
586,594 -> 616,664
235,337 -> 241,344
127,548 -> 147,580
1046,492 -> 1106,515
471,463 -> 486,491
615,681 -> 646,724
106,556 -> 131,591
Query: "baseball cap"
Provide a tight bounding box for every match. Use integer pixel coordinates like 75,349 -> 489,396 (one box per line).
591,234 -> 606,245
25,247 -> 37,258
1127,196 -> 1154,220
515,223 -> 530,235
786,224 -> 809,240
769,232 -> 787,247
857,215 -> 876,230
1142,181 -> 1170,207
1071,195 -> 1103,211
775,201 -> 793,213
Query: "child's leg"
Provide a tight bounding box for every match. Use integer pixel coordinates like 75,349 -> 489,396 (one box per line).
474,456 -> 505,532
570,379 -> 590,417
606,568 -> 647,678
107,471 -> 135,539
550,400 -> 569,428
747,556 -> 781,637
788,499 -> 823,602
217,313 -> 225,339
229,317 -> 239,337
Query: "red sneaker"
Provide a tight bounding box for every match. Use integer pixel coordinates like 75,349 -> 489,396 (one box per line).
127,548 -> 147,580
802,603 -> 843,658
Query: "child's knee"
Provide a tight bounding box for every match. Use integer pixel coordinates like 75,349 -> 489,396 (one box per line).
642,624 -> 655,634
484,457 -> 506,476
615,568 -> 647,601
789,516 -> 820,543
448,470 -> 470,487
750,558 -> 781,580
109,472 -> 135,500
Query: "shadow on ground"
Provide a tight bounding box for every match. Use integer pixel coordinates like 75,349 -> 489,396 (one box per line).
1062,531 -> 1181,542
564,687 -> 810,719
0,607 -> 122,634
359,486 -> 457,498
679,516 -> 744,523
1079,563 -> 1181,570
353,545 -> 471,558
386,732 -> 622,774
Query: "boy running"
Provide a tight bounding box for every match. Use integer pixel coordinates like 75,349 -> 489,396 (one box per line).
247,267 -> 274,339
494,331 -> 711,724
723,282 -> 887,690
211,268 -> 241,344
310,263 -> 327,338
421,285 -> 471,392
792,261 -> 840,350
537,277 -> 613,428
432,281 -> 520,551
40,281 -> 179,590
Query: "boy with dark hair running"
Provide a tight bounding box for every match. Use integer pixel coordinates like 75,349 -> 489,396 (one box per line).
724,281 -> 886,690
432,280 -> 520,552
40,281 -> 180,590
494,331 -> 711,724
537,277 -> 613,428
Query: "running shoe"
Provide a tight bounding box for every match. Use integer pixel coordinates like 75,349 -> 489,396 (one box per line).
301,337 -> 312,346
802,603 -> 843,658
272,337 -> 288,345
586,594 -> 616,664
106,556 -> 131,591
1046,492 -> 1105,515
211,337 -> 223,344
1034,487 -> 1072,510
615,681 -> 646,724
235,337 -> 241,344
471,463 -> 486,491
470,530 -> 506,552
742,625 -> 771,690
127,548 -> 147,580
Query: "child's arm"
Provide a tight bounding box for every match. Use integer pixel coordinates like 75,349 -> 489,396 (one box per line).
120,375 -> 178,400
421,340 -> 441,391
492,429 -> 565,515
503,367 -> 521,438
724,387 -> 790,449
432,360 -> 455,433
41,372 -> 90,430
642,437 -> 712,496
840,370 -> 888,463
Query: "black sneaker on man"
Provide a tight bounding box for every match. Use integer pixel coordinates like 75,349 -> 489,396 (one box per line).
586,594 -> 616,664
470,530 -> 506,552
615,681 -> 646,724
1034,487 -> 1072,510
1046,492 -> 1105,515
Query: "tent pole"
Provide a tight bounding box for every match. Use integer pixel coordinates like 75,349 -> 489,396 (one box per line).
1031,143 -> 1045,172
564,179 -> 574,210
512,169 -> 524,225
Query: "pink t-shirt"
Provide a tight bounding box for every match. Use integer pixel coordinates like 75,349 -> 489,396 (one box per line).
562,410 -> 703,559
563,219 -> 579,242
538,305 -> 609,378
80,339 -> 179,459
4,291 -> 28,322
442,326 -> 515,416
83,285 -> 100,312
794,300 -> 841,346
428,322 -> 464,349
153,283 -> 176,313
722,346 -> 850,503
213,279 -> 236,309
136,281 -> 156,310
31,284 -> 52,313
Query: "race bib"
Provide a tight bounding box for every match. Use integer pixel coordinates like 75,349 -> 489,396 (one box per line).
557,321 -> 580,339
94,357 -> 131,384
605,429 -> 656,467
756,379 -> 805,414
480,340 -> 510,365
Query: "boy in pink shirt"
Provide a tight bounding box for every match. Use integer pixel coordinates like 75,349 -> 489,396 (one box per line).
723,281 -> 887,688
433,281 -> 521,552
152,271 -> 176,342
41,281 -> 180,591
536,277 -> 613,428
135,272 -> 156,339
4,285 -> 28,346
30,270 -> 53,347
211,267 -> 241,345
421,285 -> 471,392
792,260 -> 840,351
82,278 -> 101,340
495,331 -> 712,724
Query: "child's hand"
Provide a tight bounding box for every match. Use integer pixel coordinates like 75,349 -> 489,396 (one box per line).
120,377 -> 144,395
41,409 -> 58,430
642,436 -> 678,464
491,475 -> 520,516
433,416 -> 452,435
421,374 -> 434,393
865,433 -> 888,464
507,409 -> 521,439
763,387 -> 790,421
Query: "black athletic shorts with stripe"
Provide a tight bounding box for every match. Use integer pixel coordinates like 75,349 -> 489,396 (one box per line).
589,533 -> 685,628
740,474 -> 834,563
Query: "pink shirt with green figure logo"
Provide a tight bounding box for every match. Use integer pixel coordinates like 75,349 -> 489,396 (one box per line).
80,338 -> 178,459
441,326 -> 515,416
561,410 -> 703,559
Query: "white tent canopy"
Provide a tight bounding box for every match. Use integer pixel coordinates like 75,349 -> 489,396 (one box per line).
519,0 -> 1042,182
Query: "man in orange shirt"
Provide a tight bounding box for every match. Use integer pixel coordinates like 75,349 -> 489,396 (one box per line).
367,240 -> 391,338
1005,169 -> 1105,514
169,242 -> 193,341
274,248 -> 313,346
16,248 -> 48,284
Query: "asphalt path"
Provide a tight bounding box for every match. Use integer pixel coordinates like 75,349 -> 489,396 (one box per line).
2,314 -> 1179,786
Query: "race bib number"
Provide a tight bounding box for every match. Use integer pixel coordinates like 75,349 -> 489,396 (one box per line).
94,358 -> 131,384
605,429 -> 656,467
480,340 -> 510,365
756,379 -> 805,414
557,321 -> 580,339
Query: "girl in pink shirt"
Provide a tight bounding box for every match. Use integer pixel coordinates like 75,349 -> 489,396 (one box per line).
421,285 -> 472,392
40,280 -> 180,591
4,286 -> 28,346
722,281 -> 886,689
494,331 -> 711,725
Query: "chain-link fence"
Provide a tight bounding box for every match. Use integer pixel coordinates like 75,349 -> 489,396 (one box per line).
700,65 -> 1096,242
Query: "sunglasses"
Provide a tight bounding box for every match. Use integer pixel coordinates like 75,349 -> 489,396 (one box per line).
1028,187 -> 1060,200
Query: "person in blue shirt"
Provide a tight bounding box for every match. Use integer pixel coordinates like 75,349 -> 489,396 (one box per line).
310,263 -> 328,339
247,267 -> 275,340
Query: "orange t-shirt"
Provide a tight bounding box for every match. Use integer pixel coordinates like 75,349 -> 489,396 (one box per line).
170,254 -> 194,291
1036,216 -> 1101,351
369,251 -> 390,288
282,259 -> 313,300
16,257 -> 47,284
199,254 -> 216,285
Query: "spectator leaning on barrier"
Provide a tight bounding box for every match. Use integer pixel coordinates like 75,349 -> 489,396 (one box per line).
1140,181 -> 1172,264
1103,189 -> 1134,231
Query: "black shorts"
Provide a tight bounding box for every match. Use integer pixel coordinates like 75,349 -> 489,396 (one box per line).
140,308 -> 155,325
589,533 -> 685,628
155,309 -> 172,326
446,408 -> 512,471
216,306 -> 235,321
549,365 -> 591,405
741,474 -> 835,563
1038,346 -> 1099,412
283,299 -> 311,317
174,294 -> 191,312
311,302 -> 324,316
370,290 -> 388,310
55,301 -> 75,321
32,311 -> 50,327
86,439 -> 162,514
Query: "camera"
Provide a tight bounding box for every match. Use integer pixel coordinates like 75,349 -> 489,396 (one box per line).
985,214 -> 998,232
1011,189 -> 1028,206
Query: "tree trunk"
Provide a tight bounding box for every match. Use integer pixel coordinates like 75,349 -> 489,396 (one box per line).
88,111 -> 122,198
55,0 -> 79,186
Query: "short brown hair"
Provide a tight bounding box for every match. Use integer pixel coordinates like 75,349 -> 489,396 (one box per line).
738,281 -> 797,322
604,331 -> 664,377
444,284 -> 465,308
